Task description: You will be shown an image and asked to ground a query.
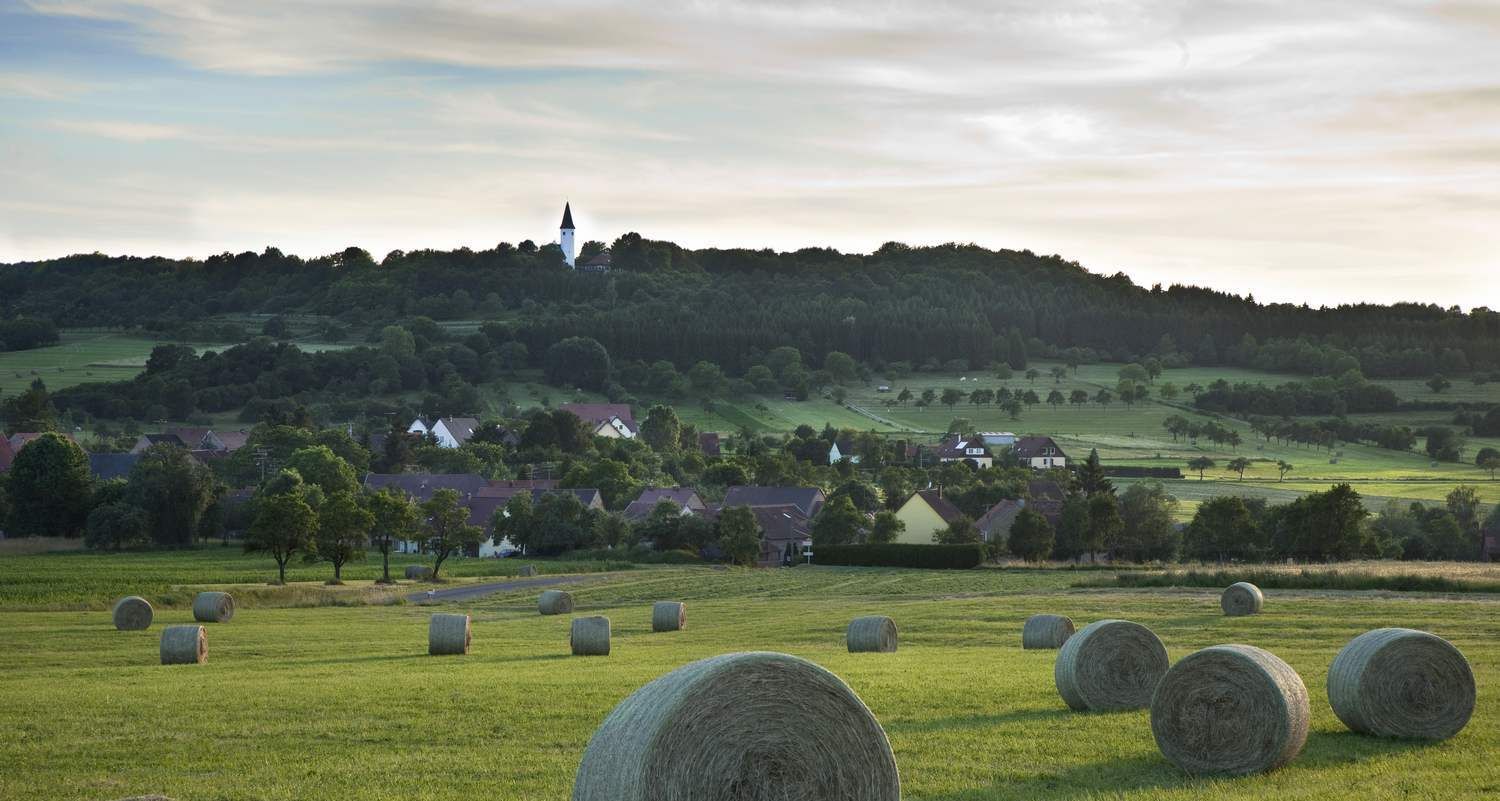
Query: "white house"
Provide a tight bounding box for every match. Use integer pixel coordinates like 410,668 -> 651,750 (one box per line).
828,437 -> 861,465
407,417 -> 480,449
559,403 -> 637,439
1012,436 -> 1067,469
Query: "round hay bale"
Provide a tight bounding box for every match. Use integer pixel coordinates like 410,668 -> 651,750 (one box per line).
1054,619 -> 1169,711
847,615 -> 898,653
1022,614 -> 1075,649
428,613 -> 472,656
519,565 -> 538,577
651,601 -> 686,632
1150,644 -> 1309,775
572,651 -> 899,800
404,564 -> 432,580
539,589 -> 575,615
160,625 -> 206,665
1220,582 -> 1264,616
571,616 -> 611,656
191,591 -> 235,623
1327,628 -> 1475,740
112,596 -> 154,631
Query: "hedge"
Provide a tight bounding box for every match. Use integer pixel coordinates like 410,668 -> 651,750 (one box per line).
813,543 -> 988,570
1103,466 -> 1184,479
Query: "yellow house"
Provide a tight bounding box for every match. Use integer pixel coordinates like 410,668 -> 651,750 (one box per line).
893,489 -> 966,544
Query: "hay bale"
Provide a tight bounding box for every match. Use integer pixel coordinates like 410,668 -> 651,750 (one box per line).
191,591 -> 235,623
1327,628 -> 1475,740
1054,619 -> 1169,711
112,596 -> 153,631
404,564 -> 432,580
428,613 -> 472,655
1022,614 -> 1075,649
571,616 -> 611,656
519,565 -> 538,577
571,651 -> 899,800
651,601 -> 686,632
847,615 -> 898,653
539,589 -> 575,615
1220,582 -> 1264,616
160,625 -> 207,665
1150,644 -> 1309,775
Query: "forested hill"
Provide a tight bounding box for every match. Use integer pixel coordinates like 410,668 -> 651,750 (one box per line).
2,236 -> 1496,376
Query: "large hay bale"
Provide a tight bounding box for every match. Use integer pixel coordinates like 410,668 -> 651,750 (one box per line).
1220,582 -> 1264,616
160,625 -> 207,665
1054,619 -> 1169,711
539,589 -> 575,615
112,596 -> 154,631
1150,644 -> 1309,775
191,591 -> 235,623
428,613 -> 472,656
571,616 -> 611,656
519,565 -> 538,577
404,564 -> 432,580
572,651 -> 900,800
1327,628 -> 1475,740
847,616 -> 898,653
652,601 -> 686,632
1022,614 -> 1075,649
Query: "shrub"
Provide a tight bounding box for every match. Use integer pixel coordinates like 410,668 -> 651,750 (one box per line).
813,543 -> 988,569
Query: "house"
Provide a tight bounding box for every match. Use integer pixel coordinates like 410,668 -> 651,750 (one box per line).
699,432 -> 721,458
975,499 -> 1025,547
1013,436 -> 1067,469
578,250 -> 612,273
978,431 -> 1017,447
165,427 -> 215,450
721,486 -> 825,518
89,453 -> 141,482
893,489 -> 967,544
559,403 -> 637,439
430,417 -> 480,449
828,437 -> 860,465
0,436 -> 15,472
477,479 -> 560,495
363,472 -> 488,503
213,431 -> 250,453
1484,528 -> 1500,562
10,432 -> 79,452
623,487 -> 707,521
467,487 -> 606,556
749,505 -> 813,567
130,433 -> 186,453
932,434 -> 994,468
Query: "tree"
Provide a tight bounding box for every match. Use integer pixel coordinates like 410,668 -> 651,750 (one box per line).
1184,496 -> 1259,562
1425,427 -> 1465,462
824,351 -> 858,384
1094,388 -> 1113,409
311,491 -> 373,583
380,325 -> 416,359
1187,456 -> 1216,481
1025,368 -> 1040,384
1069,389 -> 1089,409
1008,509 -> 1054,562
545,336 -> 612,391
687,360 -> 726,397
812,495 -> 864,545
935,515 -> 980,544
868,510 -> 905,544
85,502 -> 149,550
1427,374 -> 1451,394
127,443 -> 216,547
284,445 -> 359,497
1,378 -> 58,433
1046,389 -> 1065,410
492,492 -> 536,554
1446,484 -> 1482,542
5,432 -> 91,538
896,387 -> 913,406
366,488 -> 418,583
1227,457 -> 1251,481
1076,448 -> 1112,496
246,491 -> 318,584
1005,327 -> 1027,370
421,489 -> 484,579
639,404 -> 683,454
1116,482 -> 1181,562
940,387 -> 964,411
1087,493 -> 1122,560
1276,460 -> 1294,481
1476,448 -> 1500,480
717,506 -> 762,566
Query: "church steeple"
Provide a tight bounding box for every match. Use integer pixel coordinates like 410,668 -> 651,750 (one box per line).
560,202 -> 576,267
561,202 -> 575,230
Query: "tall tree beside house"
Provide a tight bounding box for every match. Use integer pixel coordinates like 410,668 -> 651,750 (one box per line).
366,487 -> 418,584
1116,482 -> 1182,562
1076,448 -> 1112,496
421,489 -> 484,579
492,492 -> 536,555
868,510 -> 905,544
935,515 -> 980,545
717,505 -> 762,566
127,443 -> 218,548
639,405 -> 683,454
310,491 -> 373,583
285,445 -> 360,497
1052,495 -> 1090,561
245,489 -> 318,584
1088,492 -> 1124,560
1008,508 -> 1054,562
5,432 -> 91,538
811,495 -> 864,546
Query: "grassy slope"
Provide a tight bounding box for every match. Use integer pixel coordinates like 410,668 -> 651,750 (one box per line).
0,561 -> 1494,801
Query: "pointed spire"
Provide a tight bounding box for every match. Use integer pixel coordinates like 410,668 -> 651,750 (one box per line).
560,202 -> 575,230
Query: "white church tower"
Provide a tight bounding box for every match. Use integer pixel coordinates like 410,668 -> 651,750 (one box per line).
559,202 -> 576,268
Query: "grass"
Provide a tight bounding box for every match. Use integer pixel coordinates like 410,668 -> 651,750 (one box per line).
0,557 -> 1495,800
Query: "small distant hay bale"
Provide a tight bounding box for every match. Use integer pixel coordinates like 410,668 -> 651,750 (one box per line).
1022,614 -> 1074,649
160,625 -> 207,665
112,596 -> 153,630
1054,619 -> 1169,711
191,591 -> 235,623
652,601 -> 686,632
571,616 -> 611,656
1220,582 -> 1264,616
571,651 -> 899,800
519,565 -> 538,577
428,613 -> 472,656
847,615 -> 898,653
404,565 -> 432,580
1150,644 -> 1309,775
1327,628 -> 1475,740
539,589 -> 575,615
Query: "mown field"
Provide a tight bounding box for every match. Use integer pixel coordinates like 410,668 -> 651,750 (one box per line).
0,552 -> 1494,801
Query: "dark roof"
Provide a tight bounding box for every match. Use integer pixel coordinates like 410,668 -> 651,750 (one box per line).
722,486 -> 826,518
582,251 -> 611,268
1013,436 -> 1066,459
913,489 -> 966,525
215,431 -> 250,452
561,202 -> 574,229
933,434 -> 992,461
89,453 -> 141,481
559,403 -> 636,429
477,479 -> 560,495
166,427 -> 212,449
0,436 -> 13,472
699,432 -> 721,457
975,499 -> 1024,539
141,433 -> 187,448
363,473 -> 487,502
477,486 -> 603,510
1027,480 -> 1066,501
623,487 -> 705,520
750,505 -> 812,544
436,417 -> 480,445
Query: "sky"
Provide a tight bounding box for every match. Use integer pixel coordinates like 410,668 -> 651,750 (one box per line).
1,0 -> 1497,308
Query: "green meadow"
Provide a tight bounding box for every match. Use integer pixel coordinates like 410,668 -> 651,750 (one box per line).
0,551 -> 1494,801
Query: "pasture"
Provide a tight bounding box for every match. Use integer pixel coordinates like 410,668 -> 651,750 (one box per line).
0,552 -> 1493,800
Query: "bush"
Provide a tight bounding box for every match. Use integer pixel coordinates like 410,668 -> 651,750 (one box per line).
1105,568 -> 1499,594
1103,466 -> 1183,479
567,547 -> 704,565
813,543 -> 988,569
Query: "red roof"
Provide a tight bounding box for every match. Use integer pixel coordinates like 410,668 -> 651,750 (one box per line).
559,403 -> 636,429
0,436 -> 14,471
